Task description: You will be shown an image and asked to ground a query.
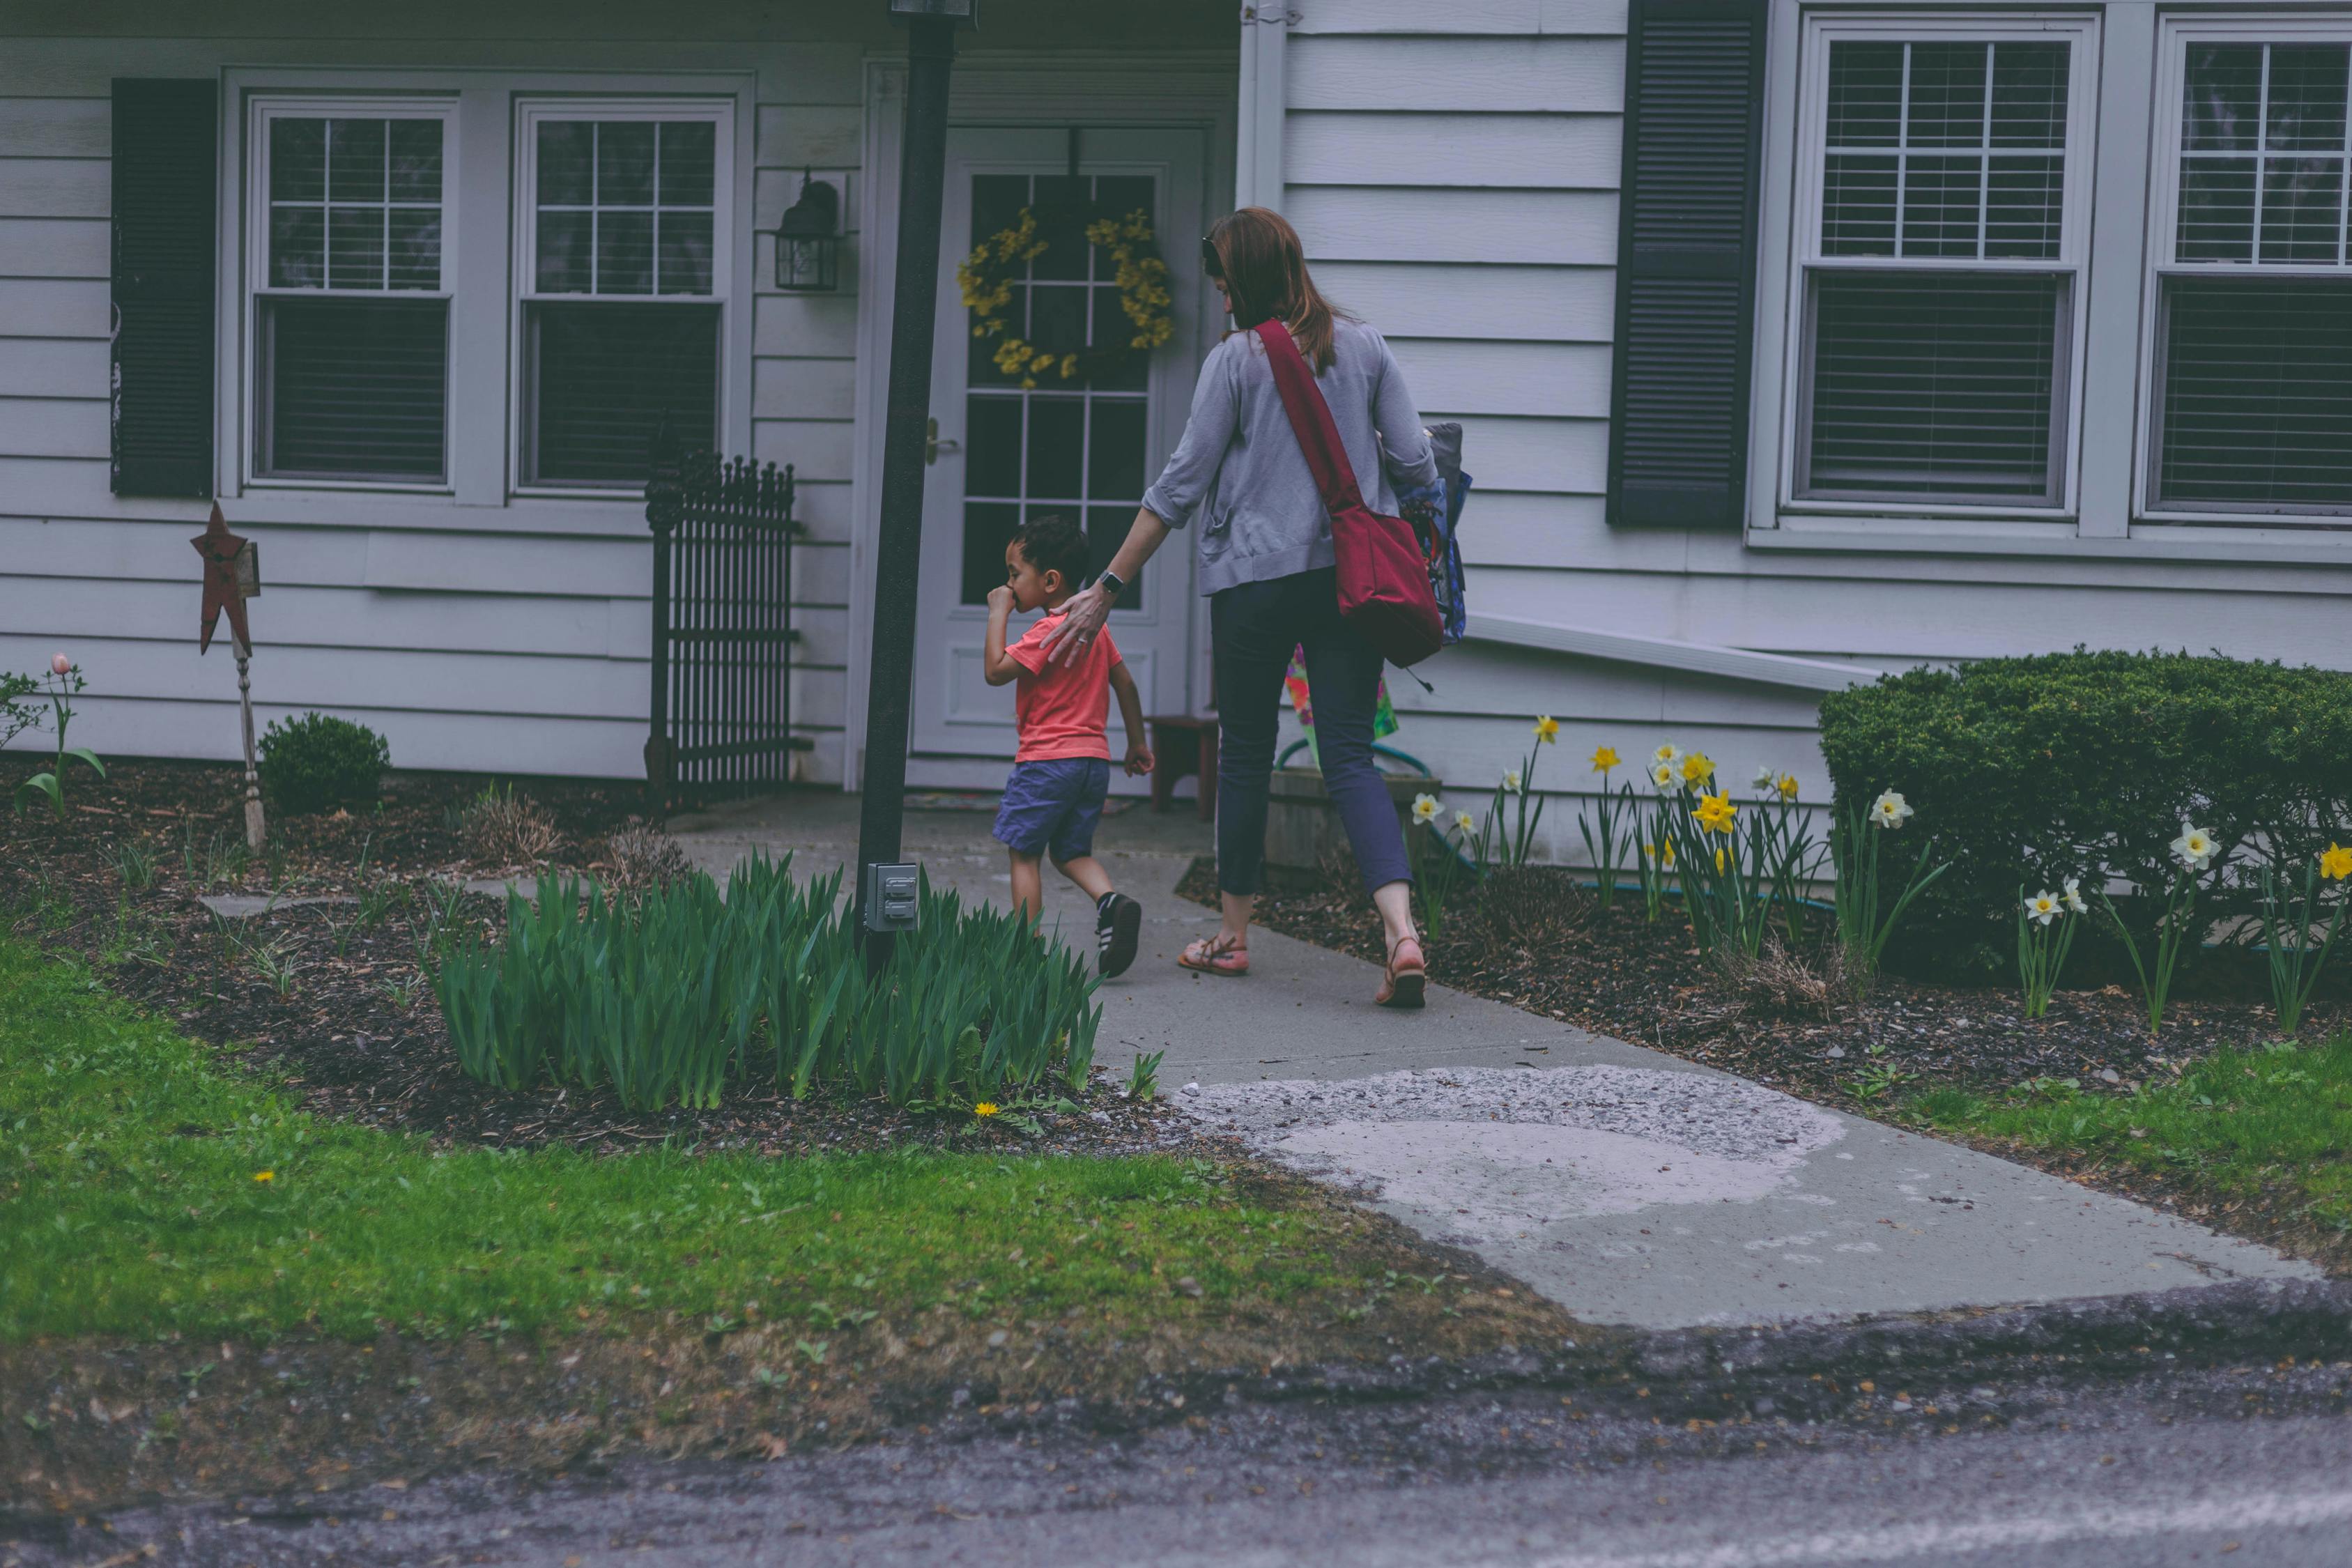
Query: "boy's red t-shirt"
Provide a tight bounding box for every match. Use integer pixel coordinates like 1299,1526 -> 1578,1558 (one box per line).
1004,608 -> 1121,763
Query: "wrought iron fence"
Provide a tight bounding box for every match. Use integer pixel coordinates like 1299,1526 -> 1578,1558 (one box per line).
643,429 -> 808,809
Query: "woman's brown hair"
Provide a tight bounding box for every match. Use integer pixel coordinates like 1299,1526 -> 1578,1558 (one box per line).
1206,206 -> 1346,373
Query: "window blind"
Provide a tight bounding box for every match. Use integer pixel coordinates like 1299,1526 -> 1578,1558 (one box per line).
1803,271 -> 2063,502
528,302 -> 718,485
2157,276 -> 2352,511
256,298 -> 447,480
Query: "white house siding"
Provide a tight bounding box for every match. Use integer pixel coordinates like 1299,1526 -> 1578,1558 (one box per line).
0,1 -> 1233,786
1274,0 -> 2352,859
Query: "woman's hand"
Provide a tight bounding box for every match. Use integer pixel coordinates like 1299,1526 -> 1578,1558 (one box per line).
1038,581 -> 1113,667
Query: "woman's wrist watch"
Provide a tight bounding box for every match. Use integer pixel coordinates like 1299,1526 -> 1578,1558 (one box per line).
1096,569 -> 1125,601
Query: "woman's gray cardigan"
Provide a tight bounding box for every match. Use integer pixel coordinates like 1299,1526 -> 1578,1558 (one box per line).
1139,317 -> 1439,597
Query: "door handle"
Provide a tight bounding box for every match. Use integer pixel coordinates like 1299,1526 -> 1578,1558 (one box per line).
925,417 -> 961,466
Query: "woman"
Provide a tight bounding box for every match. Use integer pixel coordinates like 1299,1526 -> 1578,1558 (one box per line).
1038,206 -> 1438,1007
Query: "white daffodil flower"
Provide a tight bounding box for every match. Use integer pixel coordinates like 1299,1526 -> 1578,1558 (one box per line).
1650,762 -> 1677,791
1411,792 -> 1440,823
1870,790 -> 1914,829
2171,822 -> 2218,871
1502,769 -> 1523,794
1652,743 -> 1682,767
1453,810 -> 1476,834
2024,890 -> 2061,926
2063,877 -> 2088,915
1752,763 -> 1777,792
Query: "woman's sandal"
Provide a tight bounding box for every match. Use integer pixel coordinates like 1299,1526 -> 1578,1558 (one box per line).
1375,933 -> 1427,1009
1178,933 -> 1250,976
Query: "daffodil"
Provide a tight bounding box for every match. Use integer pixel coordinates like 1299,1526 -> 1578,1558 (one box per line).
1411,792 -> 1440,824
1714,847 -> 1727,872
2024,890 -> 2061,926
1693,791 -> 1738,835
1681,752 -> 1714,785
1650,761 -> 1677,791
1591,746 -> 1620,774
1751,764 -> 1776,792
1532,716 -> 1560,744
973,1102 -> 999,1119
1870,790 -> 1914,829
1652,743 -> 1682,767
1776,774 -> 1800,802
1453,809 -> 1476,834
2171,822 -> 2218,871
2323,843 -> 2352,882
2063,877 -> 2089,914
1502,769 -> 1523,794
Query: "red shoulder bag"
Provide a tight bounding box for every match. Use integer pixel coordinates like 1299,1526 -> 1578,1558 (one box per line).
1254,319 -> 1444,668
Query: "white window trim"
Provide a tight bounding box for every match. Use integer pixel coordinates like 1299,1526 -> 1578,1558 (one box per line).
2135,12 -> 2352,528
241,93 -> 461,495
1776,10 -> 2102,522
509,96 -> 737,499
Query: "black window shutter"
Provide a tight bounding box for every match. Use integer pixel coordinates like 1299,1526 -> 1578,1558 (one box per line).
111,78 -> 218,498
1606,0 -> 1766,530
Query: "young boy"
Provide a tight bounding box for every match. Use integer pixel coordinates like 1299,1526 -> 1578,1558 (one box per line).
985,514 -> 1153,977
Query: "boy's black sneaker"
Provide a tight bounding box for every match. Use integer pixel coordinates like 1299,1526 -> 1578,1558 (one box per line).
1096,892 -> 1142,979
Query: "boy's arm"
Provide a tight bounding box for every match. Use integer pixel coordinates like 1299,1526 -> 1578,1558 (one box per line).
983,586 -> 1022,686
1108,659 -> 1155,776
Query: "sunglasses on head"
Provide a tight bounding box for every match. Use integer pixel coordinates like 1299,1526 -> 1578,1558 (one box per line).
1199,236 -> 1223,278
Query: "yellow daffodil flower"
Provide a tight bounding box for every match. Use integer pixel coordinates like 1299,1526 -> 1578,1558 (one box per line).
2323,843 -> 2352,882
1682,752 -> 1715,785
1591,746 -> 1620,774
1532,716 -> 1560,744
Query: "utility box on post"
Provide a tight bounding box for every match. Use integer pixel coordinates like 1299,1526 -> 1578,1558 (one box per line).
863,862 -> 921,932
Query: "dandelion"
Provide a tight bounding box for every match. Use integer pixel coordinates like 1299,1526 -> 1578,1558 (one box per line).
1693,791 -> 1738,836
1870,790 -> 1914,829
1502,769 -> 1523,794
973,1102 -> 999,1119
1681,752 -> 1714,785
1776,774 -> 1800,802
2063,877 -> 2089,914
2323,843 -> 2352,882
2024,890 -> 2062,926
1650,762 -> 1677,791
49,652 -> 70,675
1651,743 -> 1682,767
1591,746 -> 1620,774
1453,809 -> 1476,834
1411,792 -> 1440,824
252,1170 -> 274,1183
2171,822 -> 2218,872
1532,716 -> 1560,745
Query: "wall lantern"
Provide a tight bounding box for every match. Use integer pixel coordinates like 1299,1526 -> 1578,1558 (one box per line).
774,171 -> 842,293
887,0 -> 980,21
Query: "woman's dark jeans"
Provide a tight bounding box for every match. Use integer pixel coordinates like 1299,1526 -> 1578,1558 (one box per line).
1212,567 -> 1412,898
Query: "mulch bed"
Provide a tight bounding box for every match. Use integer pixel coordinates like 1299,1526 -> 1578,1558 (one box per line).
0,759 -> 1174,1156
1177,855 -> 2352,1274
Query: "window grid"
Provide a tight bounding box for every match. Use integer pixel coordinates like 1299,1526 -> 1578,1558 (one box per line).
263,116 -> 445,294
531,121 -> 716,298
2174,43 -> 2352,267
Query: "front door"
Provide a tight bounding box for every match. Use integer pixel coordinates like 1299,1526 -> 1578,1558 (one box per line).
906,127 -> 1205,790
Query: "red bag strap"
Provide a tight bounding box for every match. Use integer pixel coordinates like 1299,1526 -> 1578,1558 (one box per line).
1254,318 -> 1367,517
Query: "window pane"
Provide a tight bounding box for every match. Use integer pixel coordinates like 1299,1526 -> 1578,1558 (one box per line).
1906,43 -> 1989,148
960,502 -> 1020,605
327,118 -> 385,203
1029,286 -> 1086,364
965,394 -> 1022,496
538,121 -> 595,206
271,118 -> 324,203
598,209 -> 654,294
387,118 -> 443,202
1990,42 -> 2069,148
1900,155 -> 1983,256
1025,396 -> 1084,500
656,210 -> 714,295
1804,270 -> 2060,502
1822,155 -> 1898,254
328,205 -> 385,289
1827,42 -> 1904,146
2158,275 -> 2352,509
1094,174 -> 1155,224
971,174 -> 1028,249
658,121 -> 715,206
1091,285 -> 1150,390
528,301 -> 718,484
1029,175 -> 1090,280
259,297 -> 447,479
1985,156 -> 2064,259
387,208 -> 441,290
2184,45 -> 2262,152
2266,45 -> 2350,153
597,121 -> 656,206
2259,157 -> 2345,263
2178,159 -> 2258,263
1086,398 -> 1146,501
537,210 -> 593,292
269,206 -> 323,289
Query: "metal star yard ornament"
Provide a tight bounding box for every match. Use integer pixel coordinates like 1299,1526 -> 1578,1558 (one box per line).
191,503 -> 255,655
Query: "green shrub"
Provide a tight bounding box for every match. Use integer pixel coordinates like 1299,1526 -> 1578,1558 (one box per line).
433,855 -> 1101,1112
1817,650 -> 2352,979
256,712 -> 390,815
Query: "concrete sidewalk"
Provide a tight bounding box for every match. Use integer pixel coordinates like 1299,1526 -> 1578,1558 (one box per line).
668,790 -> 2320,1331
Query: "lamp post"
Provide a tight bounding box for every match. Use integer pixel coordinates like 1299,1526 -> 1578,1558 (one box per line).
852,0 -> 976,968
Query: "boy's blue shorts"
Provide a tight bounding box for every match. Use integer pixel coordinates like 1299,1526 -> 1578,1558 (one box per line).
993,758 -> 1111,861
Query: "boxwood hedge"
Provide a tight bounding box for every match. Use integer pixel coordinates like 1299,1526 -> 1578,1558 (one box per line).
1817,650 -> 2352,980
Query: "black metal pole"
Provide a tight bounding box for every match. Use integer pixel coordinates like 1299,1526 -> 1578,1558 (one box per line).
643,421 -> 682,817
852,15 -> 958,967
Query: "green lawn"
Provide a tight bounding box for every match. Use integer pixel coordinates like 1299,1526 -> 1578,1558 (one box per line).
1907,1034 -> 2352,1246
0,935 -> 1350,1343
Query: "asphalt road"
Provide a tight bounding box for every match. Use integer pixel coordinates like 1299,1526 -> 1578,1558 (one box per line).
21,1364 -> 2348,1568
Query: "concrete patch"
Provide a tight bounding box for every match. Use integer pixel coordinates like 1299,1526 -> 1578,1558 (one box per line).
196,893 -> 355,918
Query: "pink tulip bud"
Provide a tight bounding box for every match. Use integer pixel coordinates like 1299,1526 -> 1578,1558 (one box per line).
49,652 -> 69,675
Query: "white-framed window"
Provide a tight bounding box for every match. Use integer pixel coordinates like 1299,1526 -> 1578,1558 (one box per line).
2144,17 -> 2352,520
1783,13 -> 2099,514
245,96 -> 457,486
514,100 -> 732,491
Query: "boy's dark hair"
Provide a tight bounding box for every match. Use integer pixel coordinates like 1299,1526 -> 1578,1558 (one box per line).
1010,512 -> 1092,588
